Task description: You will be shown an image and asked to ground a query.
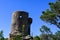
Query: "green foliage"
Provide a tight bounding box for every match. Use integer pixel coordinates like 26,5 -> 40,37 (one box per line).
0,30 -> 4,40
39,0 -> 60,40
33,1 -> 60,40
4,38 -> 8,40
55,31 -> 60,36
40,34 -> 48,40
33,36 -> 40,40
55,31 -> 60,40
15,35 -> 22,40
39,25 -> 53,40
40,25 -> 52,34
13,35 -> 22,40
40,0 -> 60,28
0,30 -> 8,40
0,30 -> 4,38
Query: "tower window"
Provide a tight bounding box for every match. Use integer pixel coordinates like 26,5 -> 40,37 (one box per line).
20,16 -> 22,18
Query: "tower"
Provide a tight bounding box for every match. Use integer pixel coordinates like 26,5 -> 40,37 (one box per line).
9,11 -> 32,40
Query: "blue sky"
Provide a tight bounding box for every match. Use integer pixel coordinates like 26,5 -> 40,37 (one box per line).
0,0 -> 60,38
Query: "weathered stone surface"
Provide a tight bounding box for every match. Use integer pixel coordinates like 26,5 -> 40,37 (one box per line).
9,11 -> 32,40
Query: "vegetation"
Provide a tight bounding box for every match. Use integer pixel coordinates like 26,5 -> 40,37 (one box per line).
0,30 -> 8,40
33,25 -> 60,40
33,36 -> 40,40
33,0 -> 60,40
40,0 -> 60,29
0,30 -> 4,40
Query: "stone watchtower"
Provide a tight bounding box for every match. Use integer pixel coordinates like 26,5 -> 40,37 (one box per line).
9,11 -> 32,40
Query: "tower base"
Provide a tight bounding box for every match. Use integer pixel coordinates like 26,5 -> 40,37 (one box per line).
9,34 -> 33,40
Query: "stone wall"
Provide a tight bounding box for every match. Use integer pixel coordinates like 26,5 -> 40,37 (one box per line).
9,11 -> 32,40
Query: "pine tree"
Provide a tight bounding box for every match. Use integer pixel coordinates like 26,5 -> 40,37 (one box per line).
40,0 -> 60,29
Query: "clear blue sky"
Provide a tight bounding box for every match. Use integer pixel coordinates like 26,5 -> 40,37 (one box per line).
0,0 -> 60,38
